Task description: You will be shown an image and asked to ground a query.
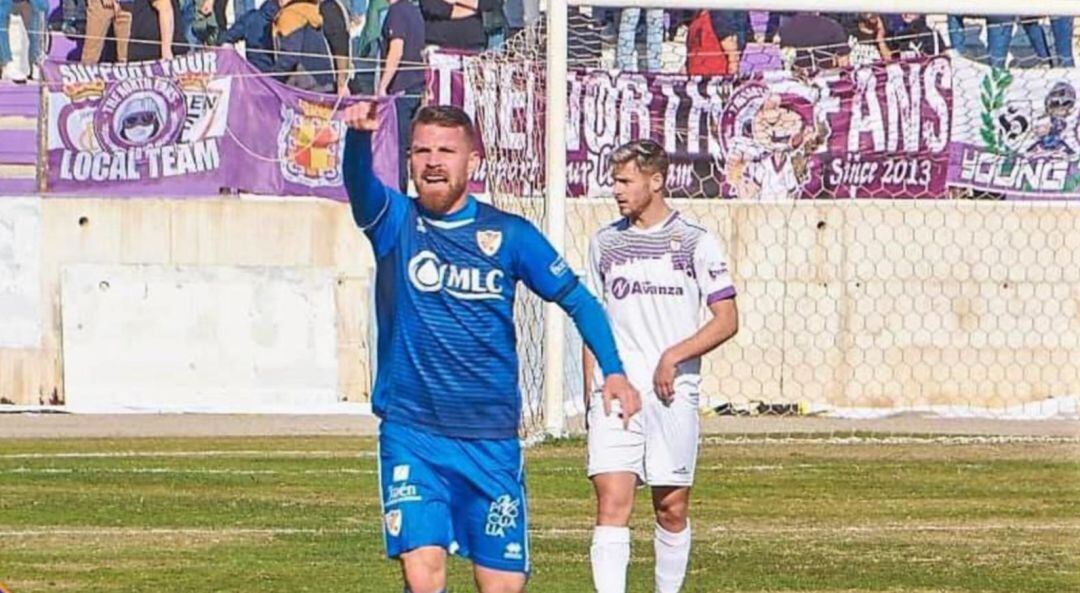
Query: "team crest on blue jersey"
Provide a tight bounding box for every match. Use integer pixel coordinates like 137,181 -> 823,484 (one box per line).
385,509 -> 402,537
476,230 -> 503,256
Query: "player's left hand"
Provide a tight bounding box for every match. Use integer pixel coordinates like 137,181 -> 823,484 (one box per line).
602,374 -> 641,429
653,351 -> 678,404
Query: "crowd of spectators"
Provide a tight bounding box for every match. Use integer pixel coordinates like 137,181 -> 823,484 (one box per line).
2,3 -> 1079,187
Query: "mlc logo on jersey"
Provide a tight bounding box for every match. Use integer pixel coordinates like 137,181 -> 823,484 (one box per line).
408,250 -> 505,301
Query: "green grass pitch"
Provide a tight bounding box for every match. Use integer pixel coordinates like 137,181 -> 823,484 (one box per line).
1,435 -> 1077,592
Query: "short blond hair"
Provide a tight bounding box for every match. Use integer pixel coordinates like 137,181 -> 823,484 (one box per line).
609,139 -> 670,182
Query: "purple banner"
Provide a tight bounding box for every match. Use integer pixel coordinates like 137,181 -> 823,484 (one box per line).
44,49 -> 397,199
427,50 -> 953,199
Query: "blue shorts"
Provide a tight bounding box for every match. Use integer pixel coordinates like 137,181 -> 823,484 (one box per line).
378,421 -> 530,574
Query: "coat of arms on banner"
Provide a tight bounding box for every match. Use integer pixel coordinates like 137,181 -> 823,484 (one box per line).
278,101 -> 345,188
476,230 -> 503,256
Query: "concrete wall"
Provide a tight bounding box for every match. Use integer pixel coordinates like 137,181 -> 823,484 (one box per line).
61,264 -> 338,412
566,199 -> 1080,410
0,197 -> 373,407
1,196 -> 1078,411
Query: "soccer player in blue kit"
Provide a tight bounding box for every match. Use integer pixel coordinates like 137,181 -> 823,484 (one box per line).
342,102 -> 641,593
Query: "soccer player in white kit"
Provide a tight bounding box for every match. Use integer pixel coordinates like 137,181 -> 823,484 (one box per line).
583,139 -> 739,593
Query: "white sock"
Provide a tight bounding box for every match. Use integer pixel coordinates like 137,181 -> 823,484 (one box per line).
591,525 -> 631,593
654,520 -> 691,593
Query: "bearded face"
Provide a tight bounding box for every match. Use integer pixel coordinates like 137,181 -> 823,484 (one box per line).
410,123 -> 479,213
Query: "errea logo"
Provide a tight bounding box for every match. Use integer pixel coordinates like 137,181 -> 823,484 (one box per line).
408,250 -> 505,301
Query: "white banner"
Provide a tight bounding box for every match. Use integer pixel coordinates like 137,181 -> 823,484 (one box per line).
949,57 -> 1080,197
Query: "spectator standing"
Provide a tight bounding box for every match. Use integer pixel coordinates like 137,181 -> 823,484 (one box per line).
220,0 -> 279,71
985,15 -> 1051,68
617,7 -> 662,71
848,13 -> 892,66
764,10 -> 791,43
320,0 -> 352,94
1,0 -> 49,79
946,14 -> 968,54
482,0 -> 505,49
62,0 -> 87,36
420,0 -> 498,51
235,0 -> 256,21
503,0 -> 522,38
888,13 -> 944,58
129,0 -> 187,61
353,0 -> 387,93
567,6 -> 602,67
779,11 -> 850,71
377,0 -> 423,191
271,0 -> 334,91
198,0 -> 226,38
82,0 -> 132,64
1051,17 -> 1074,67
192,1 -> 220,44
685,10 -> 737,76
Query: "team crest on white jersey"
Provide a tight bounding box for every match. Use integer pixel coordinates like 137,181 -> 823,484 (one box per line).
477,230 -> 503,256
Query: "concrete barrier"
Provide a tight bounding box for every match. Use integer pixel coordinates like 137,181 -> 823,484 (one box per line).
61,264 -> 338,412
1,196 -> 1078,415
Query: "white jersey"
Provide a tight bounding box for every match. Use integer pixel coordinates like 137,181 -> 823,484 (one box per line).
586,211 -> 736,399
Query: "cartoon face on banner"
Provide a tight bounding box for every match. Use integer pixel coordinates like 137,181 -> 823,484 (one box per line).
278,102 -> 345,188
57,78 -> 189,155
719,82 -> 826,201
1025,81 -> 1079,158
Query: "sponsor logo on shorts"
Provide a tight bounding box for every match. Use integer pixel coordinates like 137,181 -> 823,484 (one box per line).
504,542 -> 524,560
384,509 -> 402,537
392,464 -> 410,482
485,494 -> 521,538
387,482 -> 421,505
672,466 -> 690,475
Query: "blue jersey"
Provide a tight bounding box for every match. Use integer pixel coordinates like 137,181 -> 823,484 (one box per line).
344,132 -> 590,439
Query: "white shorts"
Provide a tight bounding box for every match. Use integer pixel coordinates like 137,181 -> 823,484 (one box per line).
586,388 -> 700,487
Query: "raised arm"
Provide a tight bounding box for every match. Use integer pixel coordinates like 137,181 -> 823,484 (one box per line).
342,102 -> 407,257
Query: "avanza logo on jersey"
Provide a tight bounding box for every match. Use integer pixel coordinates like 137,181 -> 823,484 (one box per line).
610,277 -> 685,299
408,250 -> 506,301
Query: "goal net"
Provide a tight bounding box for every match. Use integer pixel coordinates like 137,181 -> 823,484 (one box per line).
426,1 -> 1080,440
